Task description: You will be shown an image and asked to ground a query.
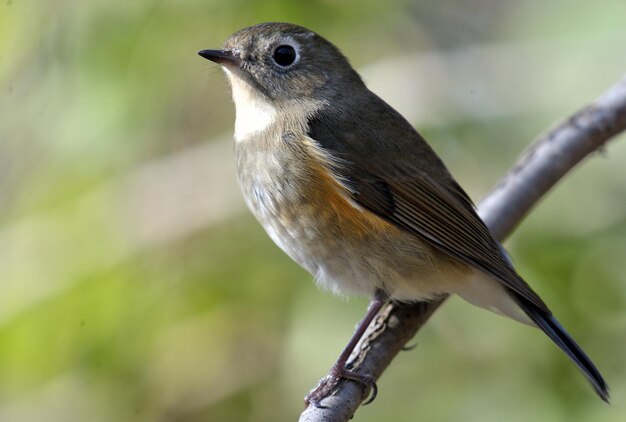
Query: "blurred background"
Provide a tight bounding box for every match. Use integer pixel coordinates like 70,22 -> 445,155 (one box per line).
1,0 -> 626,421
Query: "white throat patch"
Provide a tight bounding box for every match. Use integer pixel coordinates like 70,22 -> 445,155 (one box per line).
224,68 -> 278,142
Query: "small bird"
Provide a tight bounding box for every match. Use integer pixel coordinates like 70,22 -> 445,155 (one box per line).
198,22 -> 608,406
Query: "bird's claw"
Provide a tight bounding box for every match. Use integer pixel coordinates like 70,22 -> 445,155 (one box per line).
401,342 -> 418,351
304,367 -> 378,408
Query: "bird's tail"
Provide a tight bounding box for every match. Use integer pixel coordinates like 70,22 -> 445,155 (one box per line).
514,294 -> 610,402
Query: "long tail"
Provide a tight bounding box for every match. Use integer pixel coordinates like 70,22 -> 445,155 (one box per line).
514,294 -> 610,402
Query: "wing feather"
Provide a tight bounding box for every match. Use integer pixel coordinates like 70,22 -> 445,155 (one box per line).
307,93 -> 548,311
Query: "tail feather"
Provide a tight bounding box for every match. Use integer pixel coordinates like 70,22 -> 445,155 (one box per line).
516,294 -> 610,402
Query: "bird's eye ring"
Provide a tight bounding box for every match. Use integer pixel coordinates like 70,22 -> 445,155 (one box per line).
272,45 -> 297,67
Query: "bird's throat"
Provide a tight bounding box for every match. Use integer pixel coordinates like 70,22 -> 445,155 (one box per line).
224,68 -> 278,142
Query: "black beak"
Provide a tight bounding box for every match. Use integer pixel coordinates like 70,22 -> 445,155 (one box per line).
197,49 -> 240,65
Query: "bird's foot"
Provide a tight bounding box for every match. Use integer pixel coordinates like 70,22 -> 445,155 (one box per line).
304,365 -> 378,408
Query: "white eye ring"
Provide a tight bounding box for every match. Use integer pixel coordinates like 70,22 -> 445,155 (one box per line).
271,39 -> 300,68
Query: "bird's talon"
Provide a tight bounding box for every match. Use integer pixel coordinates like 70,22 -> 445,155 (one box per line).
304,368 -> 378,407
401,342 -> 418,351
362,380 -> 378,405
304,374 -> 341,408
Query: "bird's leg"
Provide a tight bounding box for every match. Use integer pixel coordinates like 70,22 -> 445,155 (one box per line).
304,290 -> 388,408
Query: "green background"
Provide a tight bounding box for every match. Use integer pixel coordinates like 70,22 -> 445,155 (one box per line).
1,0 -> 625,421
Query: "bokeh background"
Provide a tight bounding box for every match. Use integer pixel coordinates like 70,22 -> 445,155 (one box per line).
1,0 -> 626,421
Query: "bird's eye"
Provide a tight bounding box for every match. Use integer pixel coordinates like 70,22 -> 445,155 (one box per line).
272,45 -> 297,67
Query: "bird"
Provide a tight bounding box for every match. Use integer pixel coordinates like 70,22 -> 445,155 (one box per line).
198,22 -> 608,406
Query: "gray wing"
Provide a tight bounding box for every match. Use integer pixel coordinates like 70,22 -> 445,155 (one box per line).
307,91 -> 548,312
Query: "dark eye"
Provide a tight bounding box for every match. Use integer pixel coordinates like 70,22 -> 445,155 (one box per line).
272,45 -> 296,67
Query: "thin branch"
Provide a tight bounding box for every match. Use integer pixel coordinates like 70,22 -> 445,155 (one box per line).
479,76 -> 626,238
299,75 -> 626,422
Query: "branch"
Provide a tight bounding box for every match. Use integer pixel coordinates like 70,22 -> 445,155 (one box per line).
299,75 -> 626,422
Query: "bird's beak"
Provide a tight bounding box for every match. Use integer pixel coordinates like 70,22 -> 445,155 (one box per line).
198,49 -> 240,66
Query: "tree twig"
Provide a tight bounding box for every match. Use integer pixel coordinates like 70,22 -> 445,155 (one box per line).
299,75 -> 626,422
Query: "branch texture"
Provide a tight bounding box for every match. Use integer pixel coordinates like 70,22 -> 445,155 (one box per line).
299,75 -> 626,422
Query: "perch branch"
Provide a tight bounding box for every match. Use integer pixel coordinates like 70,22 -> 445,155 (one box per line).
299,75 -> 626,422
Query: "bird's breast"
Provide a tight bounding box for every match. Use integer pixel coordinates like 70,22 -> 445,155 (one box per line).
234,133 -> 461,298
235,134 -> 383,261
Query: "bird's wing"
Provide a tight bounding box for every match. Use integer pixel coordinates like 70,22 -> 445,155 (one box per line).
307,92 -> 548,311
